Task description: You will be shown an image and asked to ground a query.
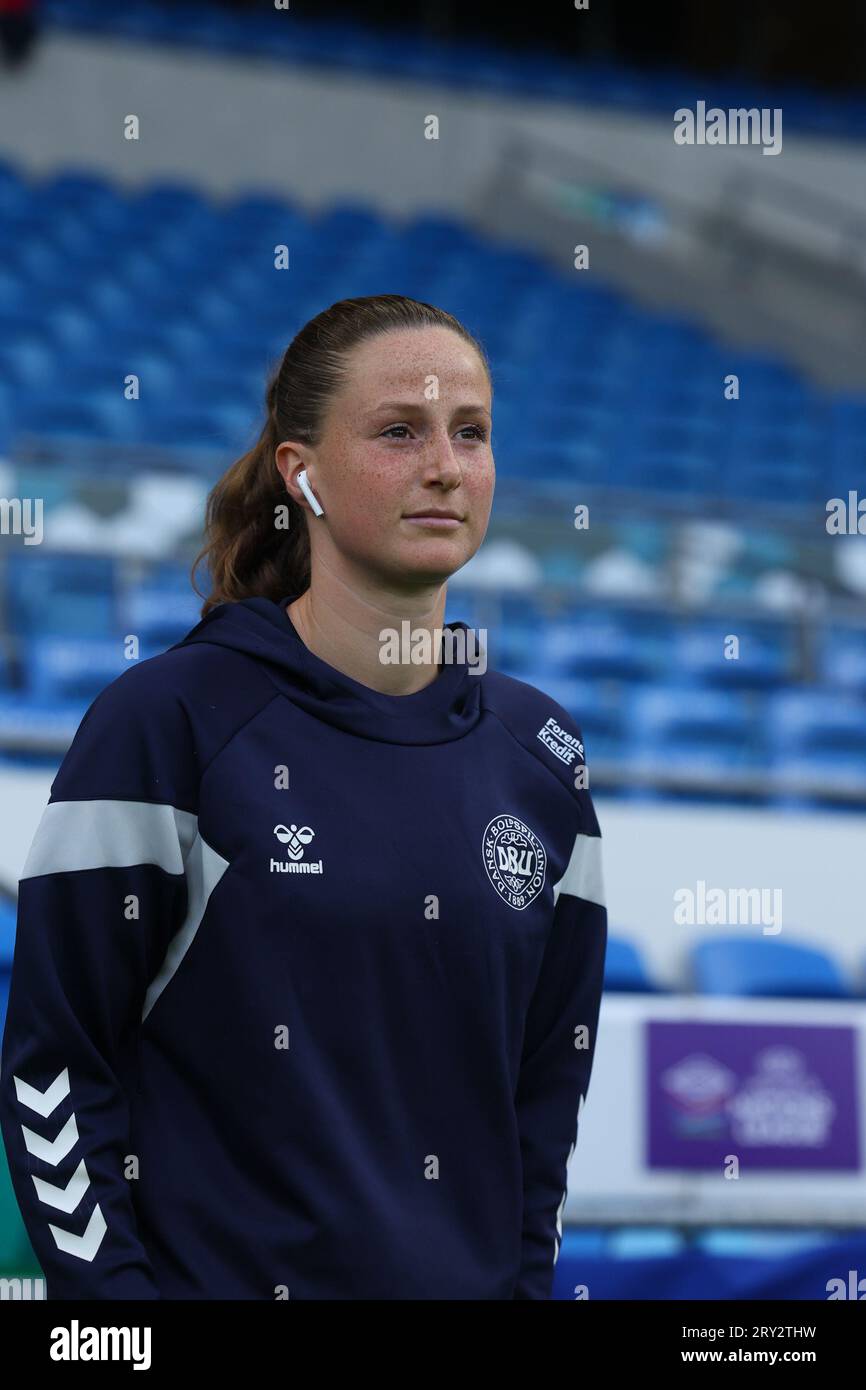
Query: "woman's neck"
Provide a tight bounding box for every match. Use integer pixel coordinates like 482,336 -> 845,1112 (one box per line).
286,582 -> 448,697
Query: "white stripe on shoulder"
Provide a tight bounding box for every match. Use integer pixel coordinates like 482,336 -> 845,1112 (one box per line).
142,830 -> 229,1021
552,831 -> 605,907
18,798 -> 231,1023
20,799 -> 199,879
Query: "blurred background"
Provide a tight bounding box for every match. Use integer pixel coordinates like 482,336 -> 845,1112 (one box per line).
1,0 -> 865,1300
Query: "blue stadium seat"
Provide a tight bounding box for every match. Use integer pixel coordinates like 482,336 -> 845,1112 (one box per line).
492,620 -> 537,675
5,553 -> 118,639
0,898 -> 16,970
403,212 -> 483,255
540,614 -> 659,683
767,689 -> 866,800
0,395 -> 11,453
0,157 -> 32,214
220,188 -> 303,227
13,392 -> 132,443
125,179 -> 213,224
608,1228 -> 685,1258
695,1229 -> 832,1256
557,1228 -> 608,1258
122,584 -> 202,649
627,686 -> 764,782
26,637 -> 131,704
671,620 -> 792,689
143,401 -> 258,453
0,693 -> 85,748
819,626 -> 866,696
36,169 -> 116,204
627,449 -> 719,496
723,459 -> 822,504
690,936 -> 851,1000
603,935 -> 658,993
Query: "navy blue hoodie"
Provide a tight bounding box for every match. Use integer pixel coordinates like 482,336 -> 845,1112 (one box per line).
0,593 -> 607,1300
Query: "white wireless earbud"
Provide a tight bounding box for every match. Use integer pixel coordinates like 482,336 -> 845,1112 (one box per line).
297,469 -> 324,517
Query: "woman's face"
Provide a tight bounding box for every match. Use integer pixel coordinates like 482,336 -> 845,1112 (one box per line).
295,325 -> 494,590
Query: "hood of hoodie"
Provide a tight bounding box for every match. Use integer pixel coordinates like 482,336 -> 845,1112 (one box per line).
170,592 -> 484,746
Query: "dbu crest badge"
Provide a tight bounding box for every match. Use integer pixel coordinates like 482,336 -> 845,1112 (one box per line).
482,814 -> 546,911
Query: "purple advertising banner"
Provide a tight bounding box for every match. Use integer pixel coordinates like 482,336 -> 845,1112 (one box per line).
646,1021 -> 861,1171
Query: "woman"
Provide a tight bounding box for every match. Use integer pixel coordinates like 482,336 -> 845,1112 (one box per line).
0,295 -> 607,1300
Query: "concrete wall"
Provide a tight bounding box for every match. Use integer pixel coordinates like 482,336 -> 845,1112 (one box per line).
1,30 -> 864,222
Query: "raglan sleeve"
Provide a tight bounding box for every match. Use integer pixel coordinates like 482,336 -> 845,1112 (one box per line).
512,783 -> 607,1300
0,663 -> 198,1299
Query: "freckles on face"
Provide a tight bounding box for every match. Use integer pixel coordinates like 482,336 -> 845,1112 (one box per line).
317,325 -> 494,561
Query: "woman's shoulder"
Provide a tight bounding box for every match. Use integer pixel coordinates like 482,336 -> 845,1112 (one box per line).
481,667 -> 589,793
80,641 -> 252,720
62,640 -> 277,778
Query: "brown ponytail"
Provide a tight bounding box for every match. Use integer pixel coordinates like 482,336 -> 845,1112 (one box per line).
190,294 -> 490,617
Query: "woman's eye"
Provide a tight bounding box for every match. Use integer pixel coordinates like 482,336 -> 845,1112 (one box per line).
381,424 -> 488,440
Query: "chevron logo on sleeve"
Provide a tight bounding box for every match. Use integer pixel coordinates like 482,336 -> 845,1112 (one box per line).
13,1066 -> 108,1262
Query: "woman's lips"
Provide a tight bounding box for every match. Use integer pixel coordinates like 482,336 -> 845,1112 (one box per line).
402,516 -> 463,529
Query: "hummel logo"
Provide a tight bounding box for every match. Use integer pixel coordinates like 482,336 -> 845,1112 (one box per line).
274,823 -> 315,861
271,823 -> 323,875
